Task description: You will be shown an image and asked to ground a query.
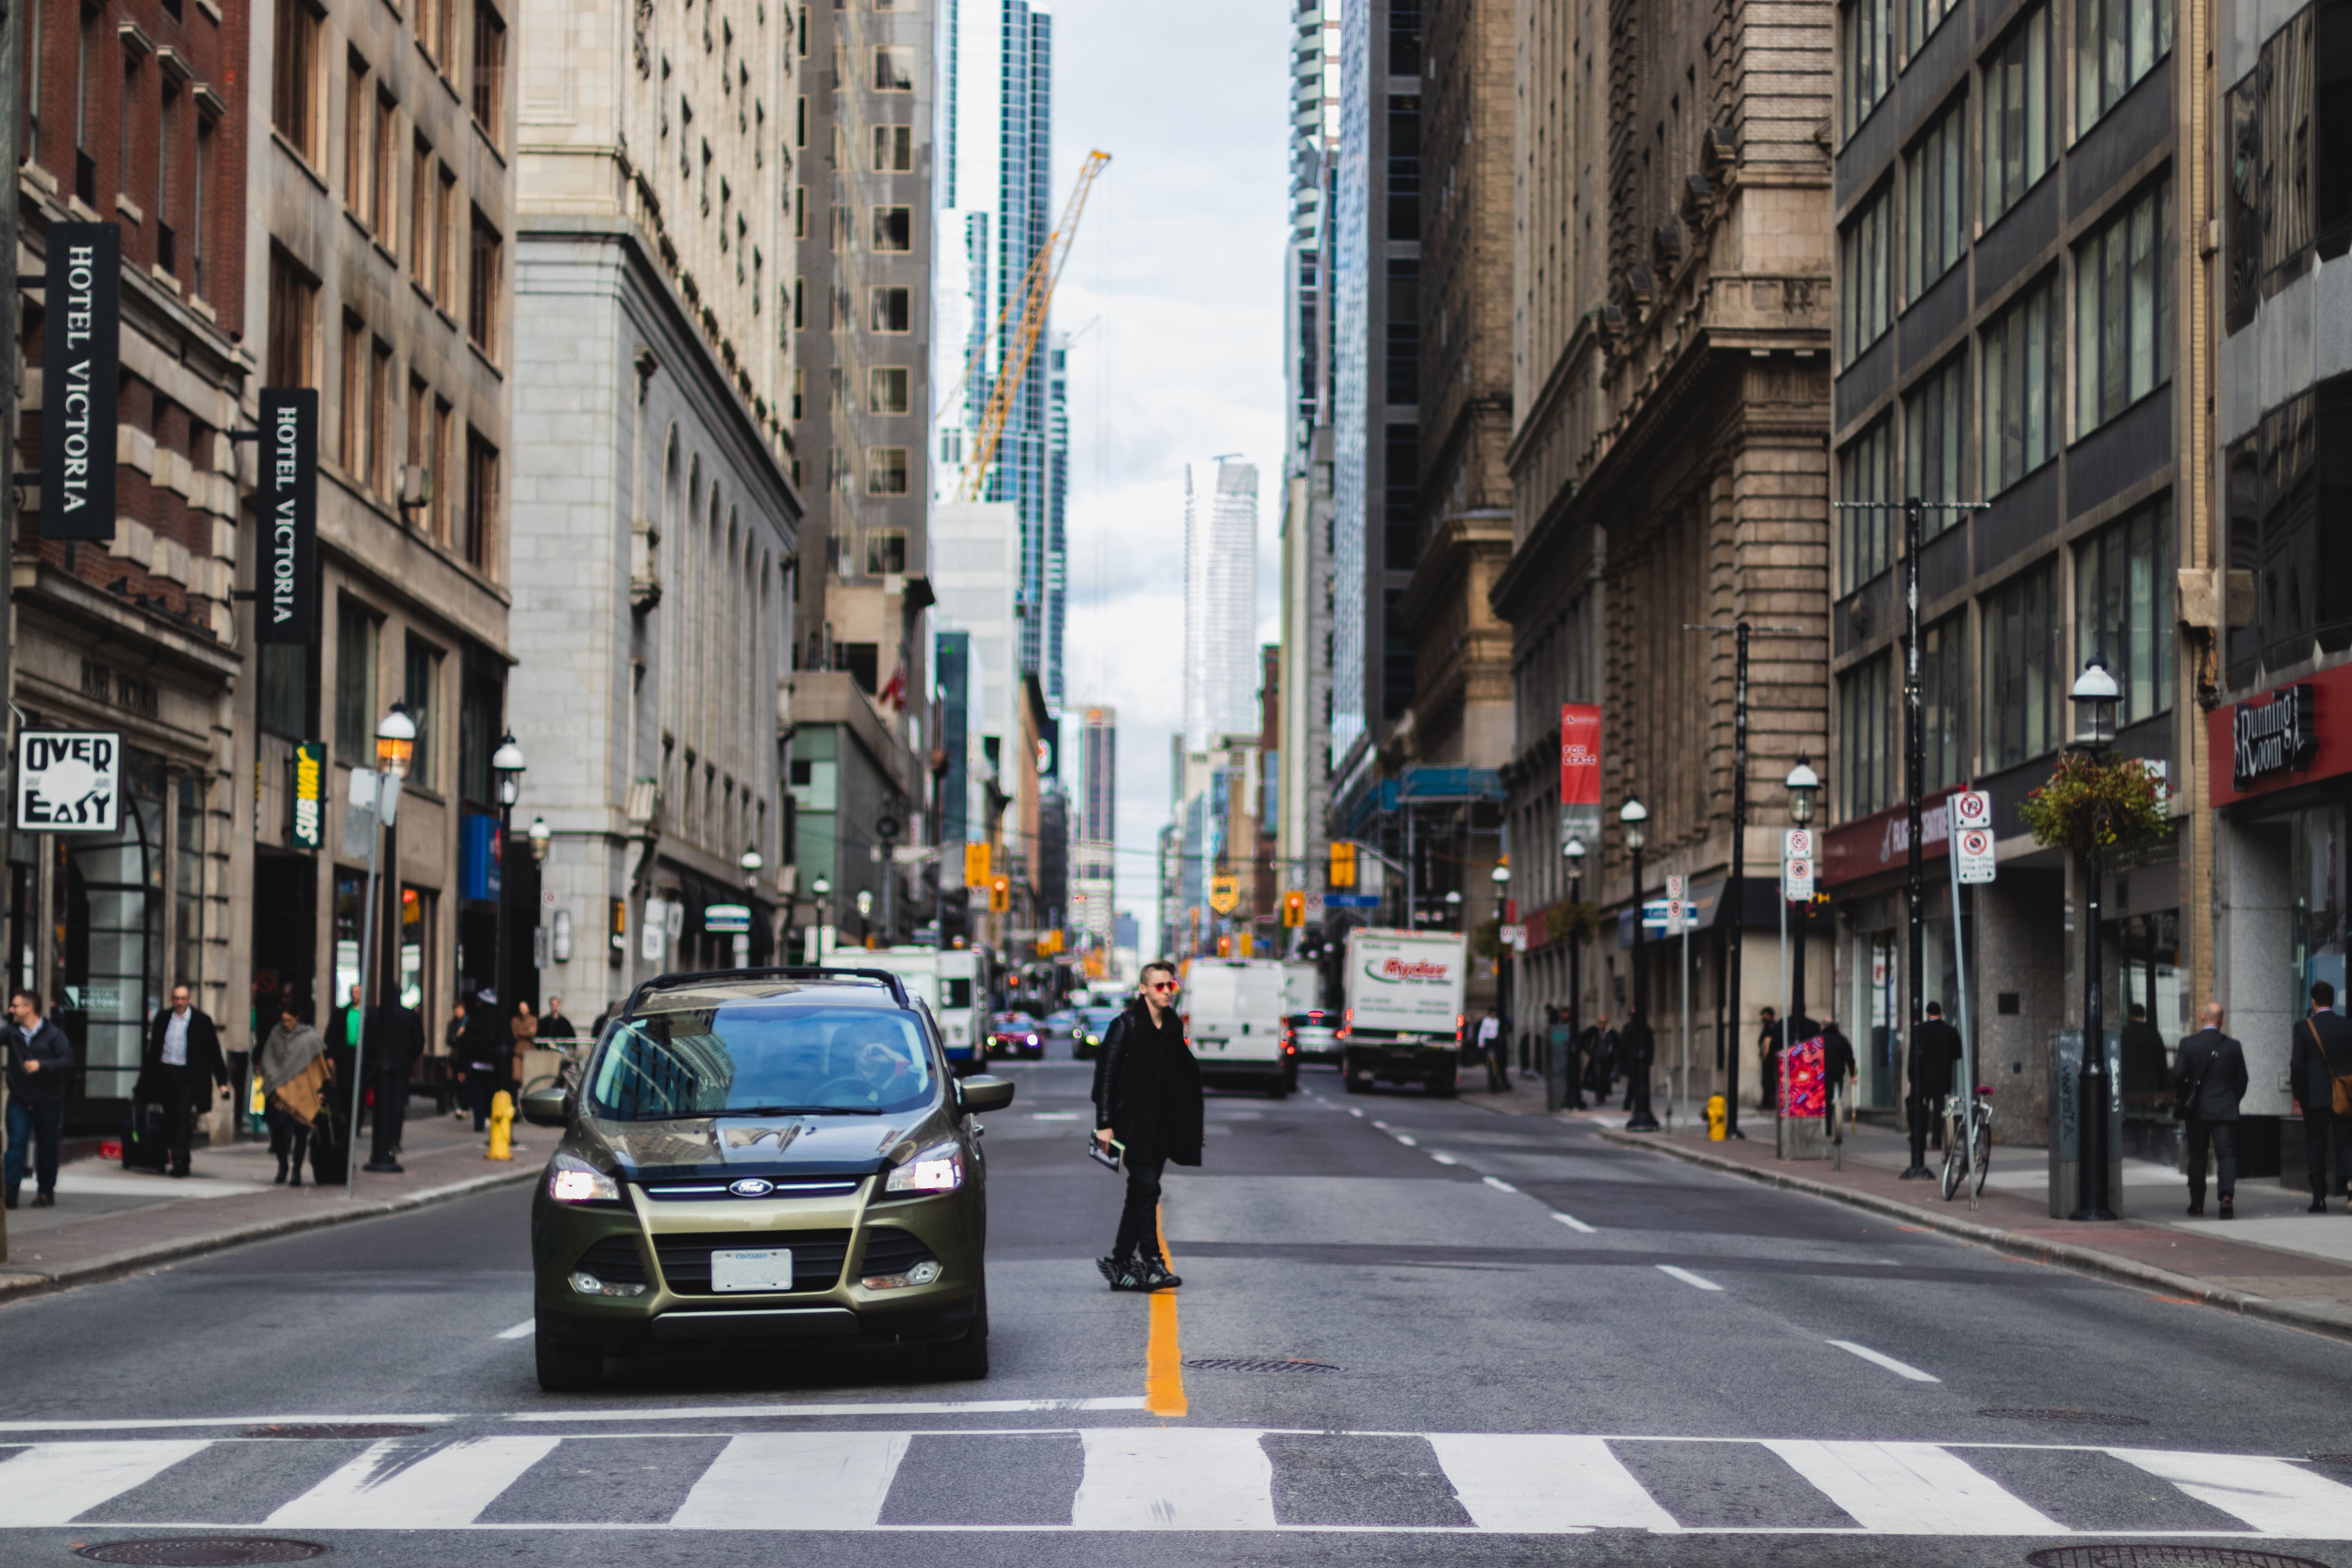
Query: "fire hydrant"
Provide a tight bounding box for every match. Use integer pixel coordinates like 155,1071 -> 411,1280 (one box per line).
487,1090 -> 515,1161
1706,1094 -> 1728,1142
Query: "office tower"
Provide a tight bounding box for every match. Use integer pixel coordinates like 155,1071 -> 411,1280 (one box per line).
1183,461 -> 1261,749
1073,706 -> 1116,953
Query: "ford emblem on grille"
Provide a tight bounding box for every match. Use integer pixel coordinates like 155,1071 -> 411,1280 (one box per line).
728,1178 -> 775,1197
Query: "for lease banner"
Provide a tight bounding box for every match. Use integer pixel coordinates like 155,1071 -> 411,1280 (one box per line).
1559,703 -> 1602,848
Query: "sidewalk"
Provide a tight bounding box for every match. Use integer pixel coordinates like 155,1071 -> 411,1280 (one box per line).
1451,1065 -> 2352,1342
0,1098 -> 539,1296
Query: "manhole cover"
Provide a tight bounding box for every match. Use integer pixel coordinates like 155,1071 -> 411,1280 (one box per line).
2028,1550 -> 2332,1568
74,1541 -> 329,1566
1979,1408 -> 2149,1426
1180,1357 -> 1341,1373
241,1424 -> 430,1440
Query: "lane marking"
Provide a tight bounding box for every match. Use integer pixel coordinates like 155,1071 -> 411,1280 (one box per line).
1764,1440 -> 2062,1534
0,1440 -> 212,1525
1031,1112 -> 1081,1121
1430,1152 -> 1458,1165
1551,1212 -> 1598,1234
495,1319 -> 535,1339
507,1397 -> 1149,1423
1371,1120 -> 1390,1130
269,1435 -> 563,1528
671,1432 -> 912,1528
1481,1176 -> 1519,1194
2109,1448 -> 2352,1535
1429,1434 -> 1678,1532
1395,1134 -> 1418,1147
1347,1107 -> 1364,1118
1073,1428 -> 1276,1529
1826,1340 -> 1941,1382
1655,1265 -> 1723,1292
0,1413 -> 458,1433
1145,1207 -> 1187,1418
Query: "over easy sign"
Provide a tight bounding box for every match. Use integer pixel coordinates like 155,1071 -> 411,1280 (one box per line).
16,731 -> 120,831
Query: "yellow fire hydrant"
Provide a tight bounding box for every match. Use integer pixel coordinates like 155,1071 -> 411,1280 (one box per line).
1706,1094 -> 1728,1142
487,1090 -> 515,1161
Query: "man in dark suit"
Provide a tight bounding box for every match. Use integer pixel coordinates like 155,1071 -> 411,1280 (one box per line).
362,1001 -> 429,1173
1901,1001 -> 1964,1180
2289,981 -> 2352,1212
1621,1011 -> 1659,1131
142,984 -> 230,1178
2174,1001 -> 2249,1219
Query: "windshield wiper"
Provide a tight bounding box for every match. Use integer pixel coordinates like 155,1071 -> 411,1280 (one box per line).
708,1104 -> 883,1118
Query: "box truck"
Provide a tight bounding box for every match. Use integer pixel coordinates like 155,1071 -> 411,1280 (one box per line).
1340,928 -> 1467,1094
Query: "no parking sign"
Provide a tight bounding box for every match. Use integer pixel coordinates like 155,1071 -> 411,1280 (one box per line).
1951,790 -> 1996,883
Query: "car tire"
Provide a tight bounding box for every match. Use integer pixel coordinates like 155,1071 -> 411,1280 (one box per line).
931,1276 -> 990,1381
534,1326 -> 603,1393
1426,1069 -> 1457,1098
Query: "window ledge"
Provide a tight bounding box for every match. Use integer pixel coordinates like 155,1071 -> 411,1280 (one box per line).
468,337 -> 504,379
271,128 -> 329,193
114,194 -> 144,225
411,276 -> 439,311
472,116 -> 506,167
342,206 -> 376,244
373,236 -> 399,269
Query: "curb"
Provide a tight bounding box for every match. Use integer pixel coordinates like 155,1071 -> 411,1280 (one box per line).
1591,1127 -> 2352,1346
0,1164 -> 537,1301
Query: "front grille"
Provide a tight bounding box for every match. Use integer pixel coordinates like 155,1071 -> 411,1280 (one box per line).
653,1229 -> 851,1294
857,1228 -> 938,1278
642,1177 -> 863,1201
575,1235 -> 649,1285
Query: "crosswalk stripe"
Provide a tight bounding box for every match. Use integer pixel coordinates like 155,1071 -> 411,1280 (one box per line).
267,1436 -> 563,1528
2109,1448 -> 2352,1538
1764,1441 -> 2064,1535
670,1432 -> 913,1530
1071,1428 -> 1277,1530
0,1440 -> 211,1525
1428,1435 -> 1679,1533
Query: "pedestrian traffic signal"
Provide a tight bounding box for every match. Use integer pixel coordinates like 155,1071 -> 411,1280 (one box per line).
1329,841 -> 1356,889
1281,889 -> 1306,927
964,841 -> 991,887
1216,935 -> 1232,957
988,875 -> 1010,913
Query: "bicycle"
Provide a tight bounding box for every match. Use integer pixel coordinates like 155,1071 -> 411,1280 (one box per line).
520,1038 -> 593,1101
1938,1083 -> 1994,1202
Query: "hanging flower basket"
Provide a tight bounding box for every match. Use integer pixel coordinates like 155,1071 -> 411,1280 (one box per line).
1543,900 -> 1601,944
2016,750 -> 2169,857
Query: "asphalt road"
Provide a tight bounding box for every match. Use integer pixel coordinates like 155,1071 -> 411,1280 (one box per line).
7,1038 -> 2352,1566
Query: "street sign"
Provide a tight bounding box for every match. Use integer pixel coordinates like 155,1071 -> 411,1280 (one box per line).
1325,893 -> 1381,909
1955,826 -> 1998,884
1209,874 -> 1240,914
1782,828 -> 1812,862
1664,875 -> 1686,936
1950,789 -> 1993,831
1782,855 -> 1813,902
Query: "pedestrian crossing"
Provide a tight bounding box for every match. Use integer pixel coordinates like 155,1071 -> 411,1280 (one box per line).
9,1428 -> 2352,1535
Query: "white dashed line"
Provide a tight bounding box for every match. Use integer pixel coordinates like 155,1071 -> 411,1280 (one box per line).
1481,1176 -> 1519,1194
495,1320 -> 535,1340
1655,1265 -> 1722,1293
1395,1134 -> 1418,1147
1430,1152 -> 1459,1165
1347,1107 -> 1365,1118
1826,1340 -> 1940,1382
1551,1212 -> 1598,1234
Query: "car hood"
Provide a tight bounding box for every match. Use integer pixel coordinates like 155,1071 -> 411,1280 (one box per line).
570,1105 -> 955,1181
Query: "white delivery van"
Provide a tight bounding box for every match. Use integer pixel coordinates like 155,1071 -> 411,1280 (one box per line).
824,946 -> 987,1073
1340,927 -> 1468,1094
1181,958 -> 1296,1096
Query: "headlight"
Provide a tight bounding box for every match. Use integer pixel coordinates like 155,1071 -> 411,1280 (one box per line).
569,1269 -> 646,1298
548,1152 -> 621,1205
862,1258 -> 943,1290
885,1141 -> 964,1193
1026,1033 -> 1038,1045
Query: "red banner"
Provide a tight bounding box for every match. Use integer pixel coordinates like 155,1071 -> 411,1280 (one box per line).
1559,704 -> 1602,848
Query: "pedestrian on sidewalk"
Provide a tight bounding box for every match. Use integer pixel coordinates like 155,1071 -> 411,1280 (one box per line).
140,984 -> 230,1179
1819,1014 -> 1857,1124
258,998 -> 326,1185
1757,1007 -> 1781,1112
1549,1007 -> 1583,1109
538,996 -> 577,1040
442,995 -> 469,1118
1585,1014 -> 1617,1104
1622,1010 -> 1659,1130
1477,1007 -> 1510,1091
4,988 -> 72,1208
461,990 -> 506,1132
2174,1002 -> 2247,1220
362,1000 -> 426,1174
1900,1001 -> 1963,1180
2290,981 -> 2352,1212
1091,960 -> 1203,1293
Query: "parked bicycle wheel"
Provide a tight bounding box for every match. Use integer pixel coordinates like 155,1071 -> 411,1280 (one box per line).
1938,1098 -> 1966,1201
1969,1104 -> 1993,1198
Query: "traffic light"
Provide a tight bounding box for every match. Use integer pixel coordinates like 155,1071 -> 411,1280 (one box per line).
1235,932 -> 1253,958
964,842 -> 991,887
1281,889 -> 1306,927
1329,841 -> 1356,889
1216,935 -> 1232,957
988,875 -> 1010,913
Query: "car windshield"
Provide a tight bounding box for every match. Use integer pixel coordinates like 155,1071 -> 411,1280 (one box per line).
586,1002 -> 936,1120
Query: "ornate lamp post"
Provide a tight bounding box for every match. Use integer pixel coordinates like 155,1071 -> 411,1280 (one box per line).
490,735 -> 526,1038
1621,797 -> 1649,1022
1785,756 -> 1820,1030
1561,837 -> 1586,1114
2069,657 -> 2120,1222
349,705 -> 416,1194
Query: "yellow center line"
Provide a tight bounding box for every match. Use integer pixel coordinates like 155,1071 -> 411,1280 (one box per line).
1144,1205 -> 1187,1417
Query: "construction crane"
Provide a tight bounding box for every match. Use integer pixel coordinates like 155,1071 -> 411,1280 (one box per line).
950,149 -> 1112,503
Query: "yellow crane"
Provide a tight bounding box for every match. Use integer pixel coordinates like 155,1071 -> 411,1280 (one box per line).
950,149 -> 1112,503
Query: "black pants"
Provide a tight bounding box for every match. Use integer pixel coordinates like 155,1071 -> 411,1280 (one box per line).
2186,1118 -> 2238,1206
263,1105 -> 311,1177
1486,1041 -> 1510,1092
4,1096 -> 62,1197
1112,1156 -> 1167,1261
1907,1095 -> 1935,1168
369,1070 -> 409,1165
468,1073 -> 497,1131
153,1063 -> 204,1172
1627,1063 -> 1654,1123
2305,1109 -> 2352,1202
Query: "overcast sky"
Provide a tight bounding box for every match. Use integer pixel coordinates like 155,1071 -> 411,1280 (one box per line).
1049,0 -> 1291,960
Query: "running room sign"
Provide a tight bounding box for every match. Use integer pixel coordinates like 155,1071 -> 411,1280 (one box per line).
16,730 -> 121,831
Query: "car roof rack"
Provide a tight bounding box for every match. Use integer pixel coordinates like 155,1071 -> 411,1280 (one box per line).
624,965 -> 914,1014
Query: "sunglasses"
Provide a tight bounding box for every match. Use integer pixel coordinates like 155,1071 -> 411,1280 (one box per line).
1147,980 -> 1180,993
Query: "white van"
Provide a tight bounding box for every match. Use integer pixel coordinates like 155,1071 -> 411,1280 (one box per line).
824,946 -> 987,1073
1182,958 -> 1296,1096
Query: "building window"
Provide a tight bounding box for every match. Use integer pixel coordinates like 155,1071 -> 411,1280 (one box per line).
266,245 -> 319,388
117,49 -> 137,208
865,447 -> 909,495
1385,256 -> 1419,405
405,377 -> 432,527
192,113 -> 212,296
403,635 -> 441,790
463,429 -> 499,572
472,1 -> 506,141
873,46 -> 913,91
1387,94 -> 1420,241
871,205 -> 911,251
869,285 -> 911,332
272,0 -> 321,160
1837,419 -> 1892,595
2078,0 -> 2172,134
373,93 -> 396,244
1982,6 -> 2054,226
343,53 -> 368,217
2227,9 -> 2325,334
335,597 -> 377,761
338,313 -> 366,474
868,367 -> 910,414
872,124 -> 912,171
1982,271 -> 2060,494
1839,186 -> 1891,364
1838,653 -> 1891,820
411,140 -> 435,295
258,646 -> 309,739
468,207 -> 502,353
1909,0 -> 1956,51
865,528 -> 908,575
1904,354 -> 1967,521
157,84 -> 179,274
435,167 -> 457,301
1983,557 -> 2060,770
1906,101 -> 1966,298
1922,615 -> 1967,791
431,396 -> 455,543
1843,0 -> 1892,133
2075,495 -> 2174,726
2075,179 -> 2174,435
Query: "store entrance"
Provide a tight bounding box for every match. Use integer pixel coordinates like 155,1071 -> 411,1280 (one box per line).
251,848 -> 318,1029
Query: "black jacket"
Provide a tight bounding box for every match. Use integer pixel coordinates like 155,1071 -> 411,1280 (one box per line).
5,1017 -> 74,1103
2120,1020 -> 2171,1095
364,1004 -> 428,1079
2289,1010 -> 2352,1111
1820,1024 -> 1857,1089
1090,1000 -> 1204,1167
1908,1018 -> 1964,1099
141,1006 -> 227,1092
1618,1016 -> 1655,1071
2173,1028 -> 2249,1122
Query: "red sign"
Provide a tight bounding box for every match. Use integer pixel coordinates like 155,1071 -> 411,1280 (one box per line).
2209,660 -> 2352,807
1560,703 -> 1601,814
1819,785 -> 1961,887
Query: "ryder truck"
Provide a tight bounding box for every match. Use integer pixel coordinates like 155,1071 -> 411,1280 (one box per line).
1340,927 -> 1467,1095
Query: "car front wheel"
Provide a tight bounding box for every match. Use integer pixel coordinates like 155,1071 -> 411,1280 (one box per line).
535,1324 -> 602,1392
930,1276 -> 990,1380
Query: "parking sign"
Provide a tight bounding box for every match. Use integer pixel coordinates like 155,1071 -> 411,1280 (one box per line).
1955,827 -> 1998,884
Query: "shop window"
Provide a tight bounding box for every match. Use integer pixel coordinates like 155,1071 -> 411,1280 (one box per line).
1838,418 -> 1892,595
174,773 -> 204,991
2074,494 -> 2175,727
399,885 -> 433,1010
1982,556 -> 2060,769
1838,653 -> 1891,820
64,750 -> 168,1101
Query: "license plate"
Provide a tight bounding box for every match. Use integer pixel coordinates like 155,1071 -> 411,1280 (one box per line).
710,1247 -> 794,1292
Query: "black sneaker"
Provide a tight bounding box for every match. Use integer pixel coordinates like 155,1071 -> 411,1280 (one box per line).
2312,1198 -> 2328,1214
1109,1261 -> 1151,1292
1138,1256 -> 1182,1291
1095,1254 -> 1129,1286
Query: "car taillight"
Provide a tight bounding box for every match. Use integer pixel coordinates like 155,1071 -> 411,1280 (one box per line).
1455,1013 -> 1465,1045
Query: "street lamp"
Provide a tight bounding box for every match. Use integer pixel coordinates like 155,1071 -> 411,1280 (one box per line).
1786,757 -> 1820,1032
490,734 -> 526,1060
350,703 -> 423,1189
375,704 -> 416,779
527,816 -> 551,863
741,844 -> 764,889
1560,837 -> 1587,1112
1621,797 -> 1658,1129
2070,657 -> 2121,1222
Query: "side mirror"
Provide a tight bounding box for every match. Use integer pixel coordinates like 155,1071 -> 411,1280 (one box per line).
958,1075 -> 1015,1115
519,1088 -> 570,1127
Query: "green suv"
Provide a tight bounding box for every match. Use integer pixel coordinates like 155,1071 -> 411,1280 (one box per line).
523,967 -> 1015,1391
